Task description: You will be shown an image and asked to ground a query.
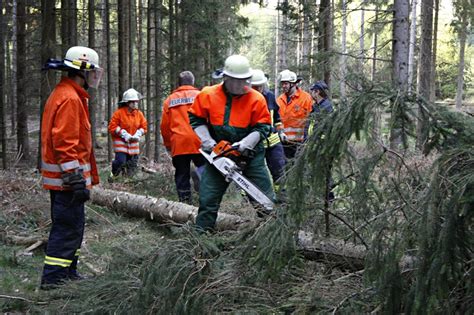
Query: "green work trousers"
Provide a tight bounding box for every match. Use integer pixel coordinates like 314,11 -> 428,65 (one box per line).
195,152 -> 274,231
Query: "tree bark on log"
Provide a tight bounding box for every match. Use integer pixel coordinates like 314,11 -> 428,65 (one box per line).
297,231 -> 366,270
90,187 -> 250,231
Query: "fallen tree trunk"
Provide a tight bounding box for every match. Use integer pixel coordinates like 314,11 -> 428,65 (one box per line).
90,187 -> 250,231
297,231 -> 366,270
90,187 -> 371,270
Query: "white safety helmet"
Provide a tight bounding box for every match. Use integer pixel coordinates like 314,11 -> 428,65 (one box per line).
250,69 -> 268,86
279,69 -> 297,83
119,88 -> 143,104
64,46 -> 103,89
222,55 -> 253,79
64,46 -> 100,70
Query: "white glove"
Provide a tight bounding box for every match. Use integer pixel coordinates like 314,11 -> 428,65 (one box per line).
194,125 -> 217,152
232,131 -> 261,153
120,129 -> 132,142
278,131 -> 288,143
133,128 -> 144,138
129,128 -> 144,142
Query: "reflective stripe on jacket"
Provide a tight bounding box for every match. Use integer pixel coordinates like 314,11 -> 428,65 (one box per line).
188,83 -> 271,148
108,106 -> 148,155
262,90 -> 281,148
276,87 -> 313,142
160,85 -> 201,157
41,77 -> 99,190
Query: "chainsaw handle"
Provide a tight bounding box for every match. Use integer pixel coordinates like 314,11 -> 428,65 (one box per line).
214,146 -> 239,159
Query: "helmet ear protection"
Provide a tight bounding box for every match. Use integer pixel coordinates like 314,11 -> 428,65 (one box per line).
66,59 -> 97,70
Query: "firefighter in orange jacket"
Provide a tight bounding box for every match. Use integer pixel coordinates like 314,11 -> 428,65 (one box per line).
40,46 -> 103,287
189,55 -> 275,231
276,69 -> 313,159
161,71 -> 206,203
108,88 -> 148,178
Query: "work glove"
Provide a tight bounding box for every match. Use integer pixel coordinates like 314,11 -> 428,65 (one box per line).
131,128 -> 144,142
232,131 -> 261,153
278,130 -> 288,143
194,125 -> 217,152
119,129 -> 132,143
61,169 -> 90,203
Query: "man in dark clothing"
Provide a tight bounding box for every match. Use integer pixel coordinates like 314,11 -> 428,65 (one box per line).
250,69 -> 286,185
308,80 -> 335,202
310,80 -> 334,115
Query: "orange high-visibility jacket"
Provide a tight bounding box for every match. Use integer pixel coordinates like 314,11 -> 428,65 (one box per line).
108,106 -> 148,155
41,77 -> 99,190
189,84 -> 271,144
276,88 -> 313,142
160,85 -> 201,157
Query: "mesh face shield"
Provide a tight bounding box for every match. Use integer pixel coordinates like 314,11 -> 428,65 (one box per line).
224,76 -> 252,96
85,67 -> 104,89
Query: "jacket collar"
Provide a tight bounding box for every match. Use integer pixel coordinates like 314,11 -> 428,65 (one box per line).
60,76 -> 90,99
174,85 -> 199,93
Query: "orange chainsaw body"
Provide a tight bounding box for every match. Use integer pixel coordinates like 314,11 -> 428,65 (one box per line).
212,140 -> 240,158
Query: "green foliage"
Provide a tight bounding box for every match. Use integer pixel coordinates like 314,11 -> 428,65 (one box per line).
267,81 -> 473,313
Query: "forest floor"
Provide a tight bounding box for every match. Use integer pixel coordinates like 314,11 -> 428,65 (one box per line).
1,101 -> 472,313
0,143 -> 367,313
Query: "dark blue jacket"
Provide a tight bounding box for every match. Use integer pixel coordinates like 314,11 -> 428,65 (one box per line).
263,90 -> 281,132
304,98 -> 334,139
312,98 -> 334,114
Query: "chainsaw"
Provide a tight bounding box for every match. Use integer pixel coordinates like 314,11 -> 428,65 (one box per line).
200,140 -> 274,211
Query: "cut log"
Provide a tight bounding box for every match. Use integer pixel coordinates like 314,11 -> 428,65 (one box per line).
297,231 -> 366,270
3,234 -> 47,246
90,187 -> 250,231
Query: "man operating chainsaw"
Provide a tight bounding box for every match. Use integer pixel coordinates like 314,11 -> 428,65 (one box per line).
189,54 -> 275,231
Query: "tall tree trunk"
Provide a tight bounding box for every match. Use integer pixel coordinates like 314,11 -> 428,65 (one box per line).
154,0 -> 162,162
278,0 -> 287,72
340,0 -> 347,99
416,0 -> 433,150
145,0 -> 153,159
371,9 -> 378,81
274,0 -> 281,95
168,0 -> 175,89
137,0 -> 144,94
16,0 -> 29,161
0,0 -> 6,169
318,0 -> 332,86
61,0 -> 77,52
38,0 -> 56,170
129,0 -> 135,88
455,5 -> 468,110
359,2 -> 365,58
296,0 -> 302,69
301,0 -> 310,81
11,0 -> 17,137
371,8 -> 381,142
105,0 -> 113,161
88,0 -> 97,149
358,1 -> 366,90
407,0 -> 417,93
389,0 -> 409,150
118,0 -> 130,94
429,0 -> 439,102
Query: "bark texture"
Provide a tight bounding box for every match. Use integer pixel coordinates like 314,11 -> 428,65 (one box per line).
90,187 -> 249,231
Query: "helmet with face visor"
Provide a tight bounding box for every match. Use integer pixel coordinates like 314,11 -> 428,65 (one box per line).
222,55 -> 253,96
